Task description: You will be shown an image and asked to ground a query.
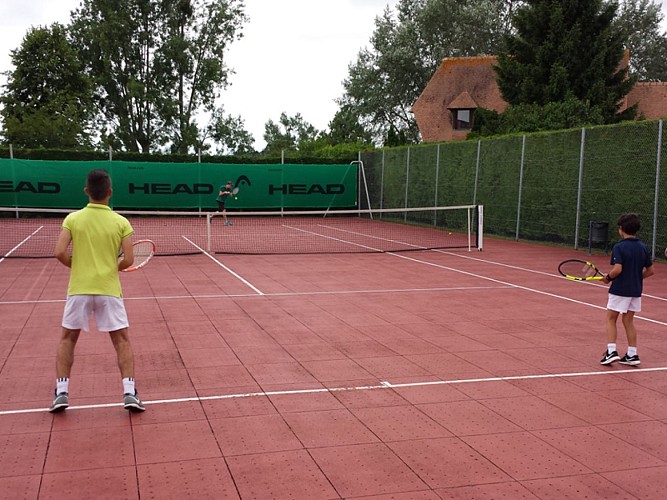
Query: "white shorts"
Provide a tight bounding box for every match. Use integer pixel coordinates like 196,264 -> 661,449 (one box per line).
62,295 -> 129,332
607,293 -> 641,314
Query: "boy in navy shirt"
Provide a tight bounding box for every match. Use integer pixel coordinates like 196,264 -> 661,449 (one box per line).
600,213 -> 654,366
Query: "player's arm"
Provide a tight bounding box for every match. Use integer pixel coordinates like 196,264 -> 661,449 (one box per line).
54,228 -> 72,268
118,236 -> 134,271
643,264 -> 654,280
603,263 -> 622,283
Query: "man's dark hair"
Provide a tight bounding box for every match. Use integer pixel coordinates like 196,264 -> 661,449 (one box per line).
617,213 -> 640,235
86,169 -> 111,201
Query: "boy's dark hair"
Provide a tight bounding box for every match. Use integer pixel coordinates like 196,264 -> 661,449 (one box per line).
617,213 -> 640,235
87,169 -> 111,201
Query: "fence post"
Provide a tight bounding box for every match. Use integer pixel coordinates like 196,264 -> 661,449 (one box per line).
9,144 -> 13,159
434,143 -> 440,225
380,149 -> 385,210
652,120 -> 662,260
404,147 -> 410,221
515,135 -> 526,240
473,140 -> 481,205
574,127 -> 586,249
108,146 -> 113,161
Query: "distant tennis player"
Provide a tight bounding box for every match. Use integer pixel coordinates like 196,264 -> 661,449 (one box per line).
50,169 -> 145,413
216,180 -> 234,226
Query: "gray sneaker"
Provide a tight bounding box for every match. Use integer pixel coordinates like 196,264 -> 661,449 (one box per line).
123,392 -> 146,412
49,392 -> 69,413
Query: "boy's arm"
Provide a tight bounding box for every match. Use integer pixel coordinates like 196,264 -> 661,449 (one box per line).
118,236 -> 135,271
643,265 -> 654,280
54,228 -> 72,267
603,263 -> 622,283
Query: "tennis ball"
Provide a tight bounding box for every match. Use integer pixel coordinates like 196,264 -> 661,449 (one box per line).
234,197 -> 238,200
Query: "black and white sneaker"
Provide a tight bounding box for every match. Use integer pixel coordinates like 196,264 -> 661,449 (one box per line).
123,391 -> 146,412
49,392 -> 69,413
600,350 -> 620,365
619,354 -> 641,366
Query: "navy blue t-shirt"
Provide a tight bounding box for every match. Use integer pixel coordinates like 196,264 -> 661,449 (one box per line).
609,238 -> 653,297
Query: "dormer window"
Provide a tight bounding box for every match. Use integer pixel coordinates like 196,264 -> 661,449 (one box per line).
454,109 -> 473,130
447,91 -> 478,132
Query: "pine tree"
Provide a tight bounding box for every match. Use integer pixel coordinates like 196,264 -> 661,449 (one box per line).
495,0 -> 637,122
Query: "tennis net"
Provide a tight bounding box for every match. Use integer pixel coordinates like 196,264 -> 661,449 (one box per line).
1,205 -> 483,257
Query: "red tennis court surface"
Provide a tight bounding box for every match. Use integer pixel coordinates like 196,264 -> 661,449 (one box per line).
1,238 -> 666,499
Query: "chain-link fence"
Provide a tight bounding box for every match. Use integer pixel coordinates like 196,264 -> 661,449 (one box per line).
360,120 -> 667,259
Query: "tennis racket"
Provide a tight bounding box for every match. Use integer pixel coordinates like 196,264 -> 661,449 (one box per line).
232,186 -> 239,199
120,239 -> 156,272
558,259 -> 606,281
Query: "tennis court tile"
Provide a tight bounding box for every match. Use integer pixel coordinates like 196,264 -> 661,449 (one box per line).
390,383 -> 470,405
210,413 -> 303,456
462,431 -> 592,480
541,392 -> 654,424
137,458 -> 238,500
602,465 -> 667,498
177,347 -> 240,368
281,342 -> 346,362
599,420 -> 667,461
282,409 -> 379,448
418,400 -> 521,436
435,481 -> 539,499
351,405 -> 453,442
0,432 -> 50,478
329,384 -> 409,409
534,426 -> 666,472
127,400 -> 206,426
268,389 -> 344,413
227,449 -> 338,499
45,426 -> 134,473
51,407 -> 132,432
310,443 -> 427,497
598,387 -> 667,420
231,344 -> 294,364
351,491 -> 440,500
479,395 -> 589,430
522,473 -> 636,500
375,337 -> 443,355
354,356 -> 433,379
39,466 -> 138,500
200,394 -> 276,419
453,379 -> 530,400
245,361 -> 319,386
132,420 -> 221,464
0,475 -> 41,500
301,358 -> 374,382
390,437 -> 511,489
0,412 -> 51,435
187,365 -> 257,391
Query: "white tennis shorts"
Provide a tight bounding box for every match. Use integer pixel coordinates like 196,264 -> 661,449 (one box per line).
607,293 -> 641,314
62,295 -> 129,332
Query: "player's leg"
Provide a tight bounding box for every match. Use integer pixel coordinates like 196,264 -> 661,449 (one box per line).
601,308 -> 621,365
109,327 -> 145,411
619,308 -> 640,365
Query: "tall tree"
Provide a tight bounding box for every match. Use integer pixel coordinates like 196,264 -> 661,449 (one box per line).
1,24 -> 94,148
495,0 -> 636,122
616,0 -> 667,81
338,0 -> 517,145
208,108 -> 255,154
263,112 -> 320,154
70,0 -> 246,153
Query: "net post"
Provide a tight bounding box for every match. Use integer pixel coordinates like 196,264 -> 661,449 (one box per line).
477,205 -> 484,251
206,212 -> 212,252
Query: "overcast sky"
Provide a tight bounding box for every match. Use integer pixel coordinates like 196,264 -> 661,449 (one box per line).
0,0 -> 665,151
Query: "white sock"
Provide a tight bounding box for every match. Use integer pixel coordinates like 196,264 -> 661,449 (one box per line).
122,377 -> 136,395
56,377 -> 69,394
607,344 -> 617,354
627,346 -> 638,357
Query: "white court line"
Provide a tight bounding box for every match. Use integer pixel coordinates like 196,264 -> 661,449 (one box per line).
182,236 -> 264,295
3,366 -> 667,416
0,226 -> 43,264
434,249 -> 667,302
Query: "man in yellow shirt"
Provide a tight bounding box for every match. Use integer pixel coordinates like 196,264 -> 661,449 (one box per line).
50,169 -> 145,413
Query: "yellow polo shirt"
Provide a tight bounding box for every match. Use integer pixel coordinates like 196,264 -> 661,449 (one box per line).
62,203 -> 134,297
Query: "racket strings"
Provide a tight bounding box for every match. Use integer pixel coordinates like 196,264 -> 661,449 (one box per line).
560,261 -> 597,278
